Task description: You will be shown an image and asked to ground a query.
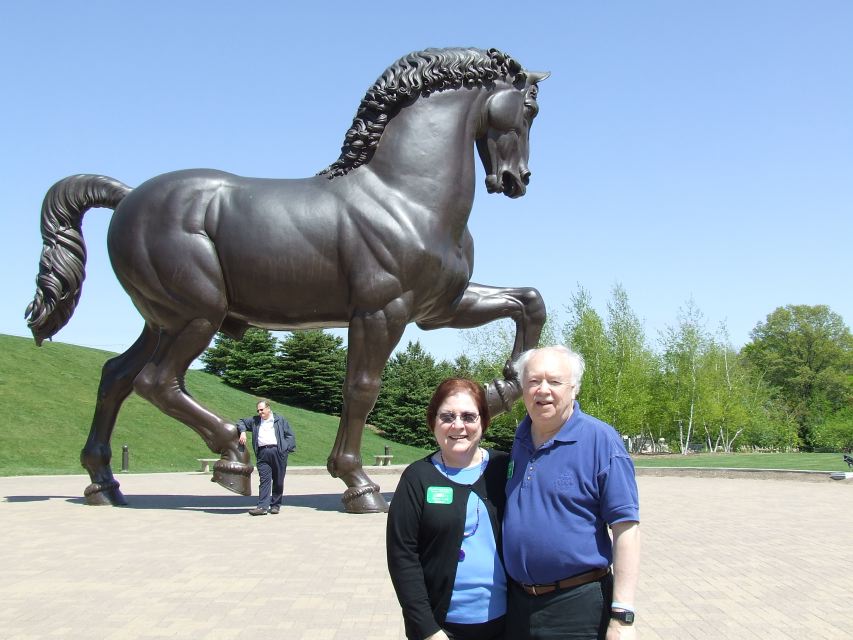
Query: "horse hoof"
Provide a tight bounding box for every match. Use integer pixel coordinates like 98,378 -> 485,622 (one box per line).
485,375 -> 519,416
83,480 -> 127,506
341,485 -> 388,513
212,460 -> 254,496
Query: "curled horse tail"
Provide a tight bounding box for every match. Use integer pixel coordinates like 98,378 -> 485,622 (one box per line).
25,174 -> 132,346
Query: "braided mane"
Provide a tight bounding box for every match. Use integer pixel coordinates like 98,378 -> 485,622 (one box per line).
319,47 -> 526,178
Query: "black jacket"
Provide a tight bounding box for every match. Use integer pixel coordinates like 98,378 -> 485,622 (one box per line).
236,413 -> 296,457
386,449 -> 509,640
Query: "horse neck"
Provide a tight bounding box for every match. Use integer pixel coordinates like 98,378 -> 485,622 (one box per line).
362,88 -> 488,223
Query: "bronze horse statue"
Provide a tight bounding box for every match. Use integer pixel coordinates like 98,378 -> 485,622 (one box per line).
25,47 -> 548,513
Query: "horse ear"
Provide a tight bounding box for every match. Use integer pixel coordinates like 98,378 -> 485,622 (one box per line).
527,71 -> 551,85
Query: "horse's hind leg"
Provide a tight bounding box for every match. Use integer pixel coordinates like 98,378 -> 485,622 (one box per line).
417,283 -> 546,416
82,325 -> 159,505
132,318 -> 253,496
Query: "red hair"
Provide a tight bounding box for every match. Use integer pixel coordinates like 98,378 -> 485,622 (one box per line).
426,378 -> 491,434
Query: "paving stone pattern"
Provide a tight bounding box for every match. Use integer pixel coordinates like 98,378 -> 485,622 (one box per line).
1,470 -> 851,639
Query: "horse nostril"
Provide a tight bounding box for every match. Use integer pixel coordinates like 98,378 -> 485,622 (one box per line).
521,170 -> 531,185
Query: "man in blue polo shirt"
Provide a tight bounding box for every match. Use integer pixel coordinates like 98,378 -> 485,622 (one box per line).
503,345 -> 640,639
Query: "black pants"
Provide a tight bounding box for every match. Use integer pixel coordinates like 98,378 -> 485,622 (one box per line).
256,446 -> 288,509
506,573 -> 613,640
443,615 -> 506,640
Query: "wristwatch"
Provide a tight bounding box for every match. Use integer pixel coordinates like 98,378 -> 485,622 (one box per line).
610,609 -> 635,624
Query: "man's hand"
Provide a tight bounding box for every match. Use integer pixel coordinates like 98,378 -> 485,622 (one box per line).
238,432 -> 246,446
425,630 -> 450,640
606,618 -> 636,640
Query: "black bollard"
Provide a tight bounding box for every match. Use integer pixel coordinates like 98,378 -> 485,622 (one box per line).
121,445 -> 129,472
384,445 -> 391,456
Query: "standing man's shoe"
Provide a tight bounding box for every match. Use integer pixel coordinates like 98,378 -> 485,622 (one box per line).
248,507 -> 268,516
269,506 -> 280,514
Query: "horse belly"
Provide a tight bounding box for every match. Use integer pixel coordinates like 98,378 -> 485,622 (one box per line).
212,183 -> 355,324
223,261 -> 353,327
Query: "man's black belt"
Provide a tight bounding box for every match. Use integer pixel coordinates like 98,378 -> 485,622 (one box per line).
520,567 -> 610,596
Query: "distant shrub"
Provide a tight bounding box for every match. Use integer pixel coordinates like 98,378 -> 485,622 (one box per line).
809,408 -> 853,452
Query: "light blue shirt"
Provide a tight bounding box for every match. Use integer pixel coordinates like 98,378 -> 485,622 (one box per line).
432,450 -> 507,623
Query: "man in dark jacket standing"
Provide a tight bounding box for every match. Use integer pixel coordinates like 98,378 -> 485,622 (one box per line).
237,399 -> 296,516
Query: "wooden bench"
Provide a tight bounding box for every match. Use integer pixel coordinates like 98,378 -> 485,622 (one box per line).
373,454 -> 394,466
197,458 -> 219,473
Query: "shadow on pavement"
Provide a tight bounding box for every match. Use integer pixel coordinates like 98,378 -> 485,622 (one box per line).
5,489 -> 397,514
113,493 -> 349,513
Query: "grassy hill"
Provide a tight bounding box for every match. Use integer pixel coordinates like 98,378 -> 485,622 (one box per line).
0,334 -> 429,476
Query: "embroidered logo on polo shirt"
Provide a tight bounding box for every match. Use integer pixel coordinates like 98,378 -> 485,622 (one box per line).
555,472 -> 575,489
426,486 -> 454,504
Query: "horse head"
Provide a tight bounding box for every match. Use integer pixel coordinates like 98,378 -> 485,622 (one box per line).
477,70 -> 549,199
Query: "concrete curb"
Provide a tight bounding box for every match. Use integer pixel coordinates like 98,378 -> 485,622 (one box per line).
635,466 -> 843,482
285,464 -> 408,476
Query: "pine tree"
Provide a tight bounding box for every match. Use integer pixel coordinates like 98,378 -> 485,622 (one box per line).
221,328 -> 279,395
276,330 -> 346,414
200,333 -> 235,376
371,341 -> 452,447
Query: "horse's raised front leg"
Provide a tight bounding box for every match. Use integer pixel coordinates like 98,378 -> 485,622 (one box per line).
417,283 -> 546,417
132,318 -> 253,496
81,325 -> 159,505
329,302 -> 409,513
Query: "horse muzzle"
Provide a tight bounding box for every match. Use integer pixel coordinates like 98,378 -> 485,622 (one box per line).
486,169 -> 529,199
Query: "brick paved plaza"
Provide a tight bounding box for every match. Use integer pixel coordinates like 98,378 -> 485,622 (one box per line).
2,469 -> 851,639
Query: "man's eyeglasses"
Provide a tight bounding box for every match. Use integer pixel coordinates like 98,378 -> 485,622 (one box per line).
438,412 -> 480,426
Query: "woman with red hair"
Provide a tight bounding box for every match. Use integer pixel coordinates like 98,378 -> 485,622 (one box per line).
387,378 -> 510,640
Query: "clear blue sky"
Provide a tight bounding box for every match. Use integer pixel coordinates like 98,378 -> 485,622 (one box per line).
2,2 -> 850,362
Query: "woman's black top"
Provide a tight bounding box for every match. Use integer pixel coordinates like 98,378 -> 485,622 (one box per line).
386,449 -> 510,640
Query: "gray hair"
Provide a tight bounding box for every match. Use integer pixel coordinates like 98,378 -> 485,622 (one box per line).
514,345 -> 586,391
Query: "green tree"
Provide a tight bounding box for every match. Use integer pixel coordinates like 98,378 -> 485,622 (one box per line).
810,408 -> 853,452
451,354 -> 476,379
563,288 -> 611,420
605,284 -> 656,440
742,305 -> 853,444
370,341 -> 452,447
697,330 -> 753,452
740,395 -> 800,452
201,333 -> 236,376
276,330 -> 347,414
221,328 -> 279,395
562,285 -> 656,447
657,300 -> 707,453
